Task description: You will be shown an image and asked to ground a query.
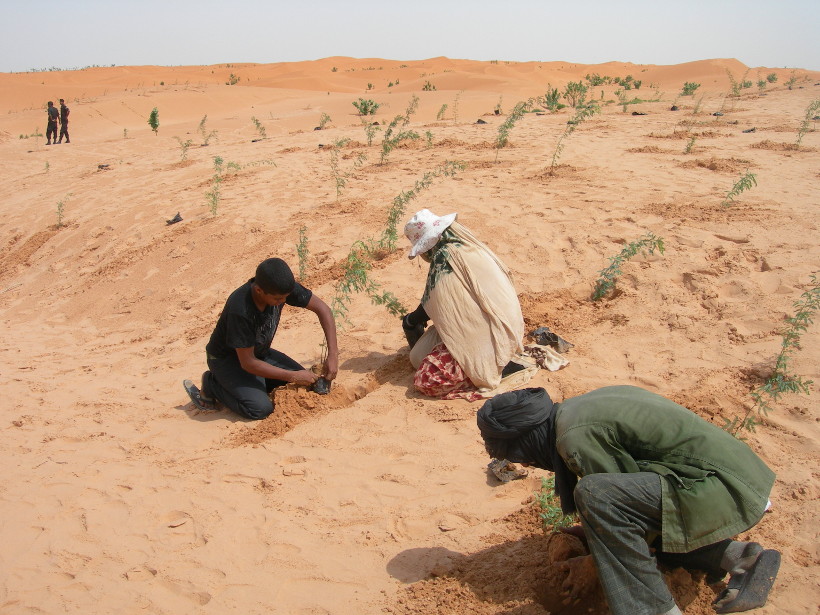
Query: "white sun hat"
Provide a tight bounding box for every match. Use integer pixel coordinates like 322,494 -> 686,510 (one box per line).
404,209 -> 458,259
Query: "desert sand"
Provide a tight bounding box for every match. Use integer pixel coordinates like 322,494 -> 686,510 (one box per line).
0,56 -> 818,614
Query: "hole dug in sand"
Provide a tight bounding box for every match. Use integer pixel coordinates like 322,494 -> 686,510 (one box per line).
225,355 -> 411,447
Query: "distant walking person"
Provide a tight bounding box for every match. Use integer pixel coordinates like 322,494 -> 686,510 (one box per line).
45,101 -> 59,145
57,98 -> 70,143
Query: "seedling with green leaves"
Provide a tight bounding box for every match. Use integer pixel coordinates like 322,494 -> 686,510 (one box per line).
725,275 -> 819,436
250,116 -> 267,139
198,115 -> 218,145
379,94 -> 420,165
318,112 -> 332,130
452,91 -> 463,124
540,86 -> 563,112
173,137 -> 193,161
591,232 -> 665,301
55,193 -> 72,228
534,477 -> 577,533
329,138 -> 366,200
378,160 -> 466,252
684,135 -> 697,154
436,104 -> 448,121
721,171 -> 757,207
681,82 -> 700,96
352,98 -> 380,116
795,99 -> 820,146
562,81 -> 588,107
330,241 -> 408,328
494,100 -> 531,162
360,117 -> 381,146
148,107 -> 159,134
547,101 -> 600,176
296,225 -> 309,280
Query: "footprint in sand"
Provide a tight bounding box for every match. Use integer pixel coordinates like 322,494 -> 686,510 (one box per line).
160,510 -> 205,547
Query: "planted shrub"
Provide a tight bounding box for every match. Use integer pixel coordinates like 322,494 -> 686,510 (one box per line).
148,107 -> 159,134
562,81 -> 588,107
379,95 -> 420,165
681,82 -> 700,96
173,137 -> 193,161
198,115 -> 218,145
591,232 -> 665,301
329,138 -> 366,200
534,477 -> 577,533
721,171 -> 757,207
547,102 -> 600,176
494,100 -> 531,162
296,226 -> 309,280
250,116 -> 266,139
726,274 -> 819,435
353,98 -> 380,115
795,99 -> 820,146
540,86 -> 562,112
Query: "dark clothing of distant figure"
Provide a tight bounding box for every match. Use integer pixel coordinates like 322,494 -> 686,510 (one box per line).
58,102 -> 70,143
205,280 -> 313,420
46,105 -> 59,143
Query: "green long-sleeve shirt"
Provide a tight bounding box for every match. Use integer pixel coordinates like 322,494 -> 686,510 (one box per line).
555,386 -> 775,552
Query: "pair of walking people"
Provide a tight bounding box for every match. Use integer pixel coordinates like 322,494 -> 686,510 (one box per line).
46,99 -> 70,145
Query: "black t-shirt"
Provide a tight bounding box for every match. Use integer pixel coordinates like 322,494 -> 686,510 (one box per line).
205,280 -> 312,360
47,107 -> 58,123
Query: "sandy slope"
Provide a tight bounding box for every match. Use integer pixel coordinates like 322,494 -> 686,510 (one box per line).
0,57 -> 818,614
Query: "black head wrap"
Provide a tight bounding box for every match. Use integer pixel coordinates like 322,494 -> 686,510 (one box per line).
477,387 -> 578,514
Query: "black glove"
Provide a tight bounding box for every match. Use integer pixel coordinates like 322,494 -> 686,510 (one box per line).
402,304 -> 429,349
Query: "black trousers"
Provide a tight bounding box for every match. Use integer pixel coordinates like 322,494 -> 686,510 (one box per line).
207,349 -> 303,420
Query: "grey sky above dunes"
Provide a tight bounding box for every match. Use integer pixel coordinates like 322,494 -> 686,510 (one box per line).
2,0 -> 818,73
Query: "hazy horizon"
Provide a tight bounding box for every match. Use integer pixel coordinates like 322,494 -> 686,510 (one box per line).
3,0 -> 818,74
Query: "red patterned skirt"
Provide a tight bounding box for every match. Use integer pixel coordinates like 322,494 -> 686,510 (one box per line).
413,343 -> 482,401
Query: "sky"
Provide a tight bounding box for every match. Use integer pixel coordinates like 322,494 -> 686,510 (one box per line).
2,0 -> 818,73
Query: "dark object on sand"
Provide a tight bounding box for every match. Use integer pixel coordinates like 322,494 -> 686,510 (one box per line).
311,377 -> 331,395
476,119 -> 487,124
530,326 -> 574,354
166,212 -> 182,225
97,164 -> 110,170
713,112 -> 724,117
742,127 -> 756,133
488,458 -> 528,482
632,111 -> 648,116
183,379 -> 215,411
670,105 -> 679,111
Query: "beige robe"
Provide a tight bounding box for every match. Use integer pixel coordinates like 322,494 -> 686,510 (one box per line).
409,222 -> 525,390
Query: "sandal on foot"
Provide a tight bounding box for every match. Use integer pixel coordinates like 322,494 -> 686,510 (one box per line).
712,549 -> 780,613
183,379 -> 215,411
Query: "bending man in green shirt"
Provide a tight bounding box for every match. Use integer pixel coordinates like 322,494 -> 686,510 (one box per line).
477,385 -> 780,615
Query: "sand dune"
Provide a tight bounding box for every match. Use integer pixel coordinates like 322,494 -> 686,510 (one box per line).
0,56 -> 818,614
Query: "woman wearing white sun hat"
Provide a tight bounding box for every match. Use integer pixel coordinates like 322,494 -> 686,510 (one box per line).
402,209 -> 528,400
